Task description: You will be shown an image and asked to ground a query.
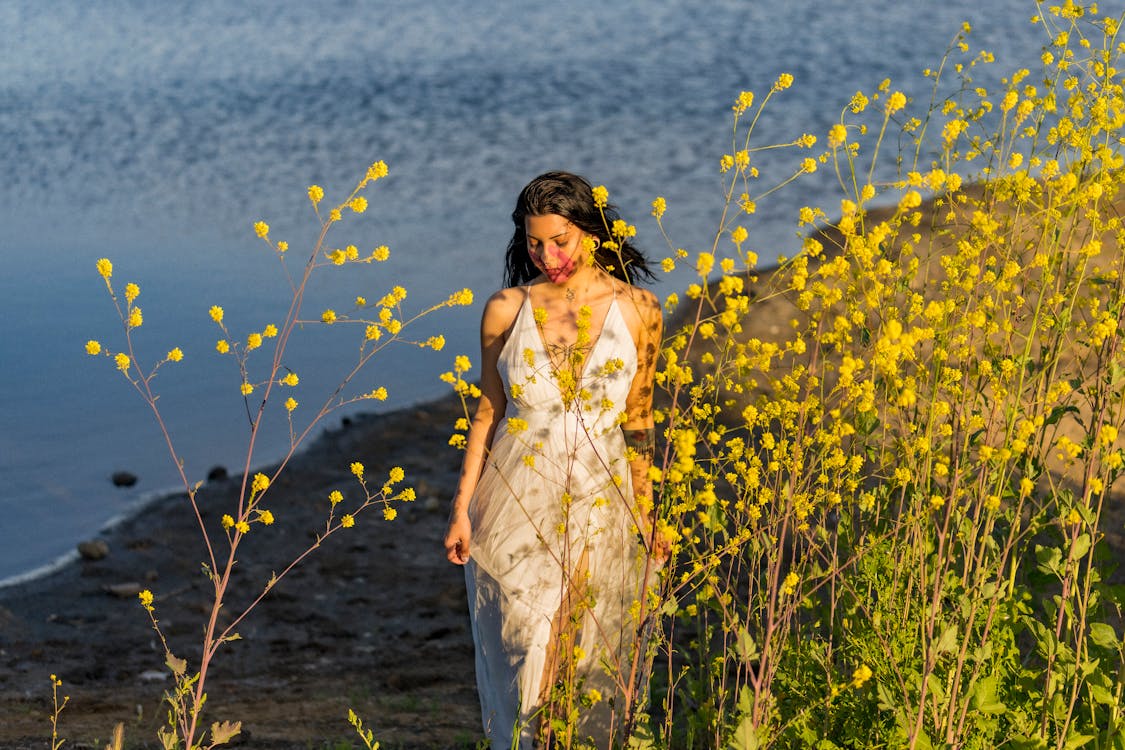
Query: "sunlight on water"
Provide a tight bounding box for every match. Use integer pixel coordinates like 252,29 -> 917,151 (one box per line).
0,0 -> 1044,582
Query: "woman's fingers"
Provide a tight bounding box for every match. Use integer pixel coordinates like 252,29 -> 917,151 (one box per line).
445,535 -> 470,565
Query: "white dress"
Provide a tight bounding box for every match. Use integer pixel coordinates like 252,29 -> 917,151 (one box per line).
466,288 -> 647,748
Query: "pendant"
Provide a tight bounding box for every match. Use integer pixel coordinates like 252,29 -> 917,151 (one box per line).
566,287 -> 575,301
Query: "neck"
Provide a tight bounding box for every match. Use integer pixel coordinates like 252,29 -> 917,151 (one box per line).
555,265 -> 605,299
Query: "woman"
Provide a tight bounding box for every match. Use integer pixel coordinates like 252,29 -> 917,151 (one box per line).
444,171 -> 664,748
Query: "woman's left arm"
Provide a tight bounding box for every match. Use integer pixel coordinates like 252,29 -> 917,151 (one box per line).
621,287 -> 664,556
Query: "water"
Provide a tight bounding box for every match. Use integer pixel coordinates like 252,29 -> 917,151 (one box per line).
0,0 -> 1048,584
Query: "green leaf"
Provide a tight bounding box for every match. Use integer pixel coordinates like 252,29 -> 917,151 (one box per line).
728,714 -> 760,750
1063,733 -> 1095,750
209,720 -> 241,747
935,624 -> 958,654
1071,533 -> 1091,560
972,675 -> 1007,715
1089,683 -> 1115,706
165,652 -> 187,677
735,627 -> 759,662
1088,622 -> 1117,649
1035,544 -> 1063,577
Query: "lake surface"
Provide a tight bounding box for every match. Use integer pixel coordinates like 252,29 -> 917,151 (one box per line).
0,0 -> 1048,584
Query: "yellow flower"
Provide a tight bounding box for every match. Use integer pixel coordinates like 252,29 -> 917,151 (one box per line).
235,520 -> 250,534
801,158 -> 817,173
127,307 -> 143,328
329,208 -> 342,222
773,73 -> 794,91
651,196 -> 667,219
365,160 -> 388,182
221,514 -> 235,529
252,473 -> 269,492
246,332 -> 262,350
258,509 -> 274,525
85,340 -> 101,355
661,257 -> 675,273
277,241 -> 289,253
781,572 -> 799,596
592,185 -> 608,208
209,305 -> 224,324
114,353 -> 130,372
696,252 -> 714,277
851,664 -> 873,687
263,324 -> 278,337
308,184 -> 324,204
124,283 -> 140,303
454,355 -> 472,372
372,245 -> 390,262
138,589 -> 154,608
240,382 -> 253,396
254,221 -> 269,238
216,339 -> 230,354
350,196 -> 368,213
167,347 -> 183,362
96,258 -> 113,278
284,397 -> 297,412
321,309 -> 337,324
828,123 -> 848,148
885,91 -> 906,114
341,514 -> 355,528
733,90 -> 754,115
1066,507 -> 1083,525
1099,425 -> 1118,447
350,462 -> 365,479
731,226 -> 748,245
425,334 -> 446,351
850,91 -> 869,113
368,387 -> 388,400
382,507 -> 397,521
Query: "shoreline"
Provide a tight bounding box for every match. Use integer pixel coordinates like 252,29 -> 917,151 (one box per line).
0,390 -> 484,748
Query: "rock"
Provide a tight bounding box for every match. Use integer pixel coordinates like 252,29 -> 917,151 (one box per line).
423,496 -> 442,513
104,582 -> 143,598
111,471 -> 137,487
138,670 -> 168,682
207,465 -> 228,482
77,539 -> 109,561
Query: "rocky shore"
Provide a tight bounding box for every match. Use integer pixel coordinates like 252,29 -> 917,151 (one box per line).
0,393 -> 482,749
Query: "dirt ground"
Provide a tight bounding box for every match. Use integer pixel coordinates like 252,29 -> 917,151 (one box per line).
0,394 -> 484,749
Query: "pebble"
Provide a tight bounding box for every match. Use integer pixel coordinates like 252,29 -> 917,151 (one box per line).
104,582 -> 143,598
111,471 -> 138,487
207,465 -> 229,482
77,539 -> 110,560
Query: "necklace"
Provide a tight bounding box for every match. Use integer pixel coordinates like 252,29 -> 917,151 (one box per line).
565,287 -> 575,301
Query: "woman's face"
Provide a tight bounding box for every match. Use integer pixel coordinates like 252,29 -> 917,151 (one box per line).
525,214 -> 589,284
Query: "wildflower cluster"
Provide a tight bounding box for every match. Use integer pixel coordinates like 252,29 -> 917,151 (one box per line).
641,7 -> 1125,747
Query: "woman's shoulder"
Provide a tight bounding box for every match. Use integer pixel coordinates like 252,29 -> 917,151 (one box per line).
615,281 -> 661,321
612,280 -> 663,344
480,286 -> 528,336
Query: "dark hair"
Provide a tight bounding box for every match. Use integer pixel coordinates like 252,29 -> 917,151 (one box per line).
503,171 -> 655,287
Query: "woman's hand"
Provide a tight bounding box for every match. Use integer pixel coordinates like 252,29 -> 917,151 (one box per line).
444,512 -> 472,565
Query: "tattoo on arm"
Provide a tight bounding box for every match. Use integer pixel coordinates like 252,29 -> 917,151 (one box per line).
623,427 -> 656,461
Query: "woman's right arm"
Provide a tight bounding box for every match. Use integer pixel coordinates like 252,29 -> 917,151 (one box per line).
444,288 -> 521,565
